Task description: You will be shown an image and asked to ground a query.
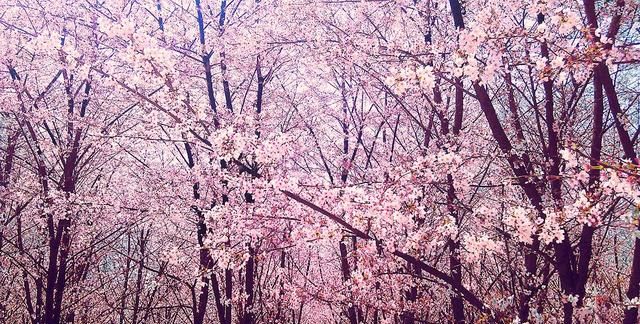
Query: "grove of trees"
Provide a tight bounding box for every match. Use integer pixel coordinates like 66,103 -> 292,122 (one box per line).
0,0 -> 639,323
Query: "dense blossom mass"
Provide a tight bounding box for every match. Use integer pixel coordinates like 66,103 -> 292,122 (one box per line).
0,0 -> 639,323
